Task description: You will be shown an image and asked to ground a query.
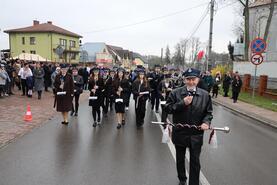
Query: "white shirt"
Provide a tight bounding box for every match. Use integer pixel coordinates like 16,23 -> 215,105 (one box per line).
18,67 -> 33,79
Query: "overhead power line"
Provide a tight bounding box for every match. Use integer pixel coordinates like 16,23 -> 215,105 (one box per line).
83,2 -> 209,34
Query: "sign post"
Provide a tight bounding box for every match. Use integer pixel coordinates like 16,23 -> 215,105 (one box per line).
250,38 -> 267,98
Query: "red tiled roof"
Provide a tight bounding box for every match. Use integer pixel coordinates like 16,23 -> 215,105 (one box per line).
250,0 -> 277,8
4,22 -> 82,38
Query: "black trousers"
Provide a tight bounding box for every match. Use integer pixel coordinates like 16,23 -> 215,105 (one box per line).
102,95 -> 109,114
232,91 -> 240,102
175,142 -> 202,185
91,106 -> 101,122
72,94 -> 80,113
151,91 -> 160,111
109,96 -> 114,110
223,87 -> 229,97
21,79 -> 27,95
135,98 -> 146,126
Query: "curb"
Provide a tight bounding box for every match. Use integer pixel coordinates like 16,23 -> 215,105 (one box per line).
212,99 -> 277,129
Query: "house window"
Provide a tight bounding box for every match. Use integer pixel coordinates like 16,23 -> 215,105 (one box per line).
30,50 -> 36,54
69,40 -> 76,48
70,53 -> 76,60
30,37 -> 36,45
60,39 -> 67,47
22,37 -> 25,45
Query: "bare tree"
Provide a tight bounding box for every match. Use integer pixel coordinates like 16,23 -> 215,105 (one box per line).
264,0 -> 275,41
165,45 -> 171,65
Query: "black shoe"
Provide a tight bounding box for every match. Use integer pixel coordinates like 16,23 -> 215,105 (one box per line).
93,122 -> 97,127
117,124 -> 122,129
74,112 -> 78,116
179,181 -> 186,185
61,121 -> 69,125
70,111 -> 74,116
122,120 -> 125,126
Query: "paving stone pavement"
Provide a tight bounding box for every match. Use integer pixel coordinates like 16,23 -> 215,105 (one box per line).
0,89 -> 89,148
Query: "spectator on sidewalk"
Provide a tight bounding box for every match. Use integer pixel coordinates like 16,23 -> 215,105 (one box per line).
43,63 -> 52,92
18,63 -> 33,97
223,72 -> 232,97
33,62 -> 45,100
203,71 -> 214,93
51,66 -> 61,95
14,60 -> 22,91
232,75 -> 242,103
0,64 -> 9,98
5,61 -> 16,95
212,72 -> 221,98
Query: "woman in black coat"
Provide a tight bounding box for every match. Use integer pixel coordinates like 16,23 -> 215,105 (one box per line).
113,68 -> 131,129
54,65 -> 74,125
232,75 -> 242,103
132,69 -> 150,128
88,67 -> 104,127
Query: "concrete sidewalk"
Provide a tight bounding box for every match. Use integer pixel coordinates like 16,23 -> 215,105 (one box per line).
0,89 -> 89,148
212,95 -> 277,129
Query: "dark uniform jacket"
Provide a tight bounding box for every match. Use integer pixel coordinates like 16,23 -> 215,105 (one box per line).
165,86 -> 213,146
88,76 -> 104,107
132,80 -> 150,101
54,73 -> 74,112
158,80 -> 175,100
73,75 -> 84,95
113,78 -> 131,103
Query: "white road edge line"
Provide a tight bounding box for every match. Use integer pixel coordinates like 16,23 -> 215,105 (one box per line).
154,112 -> 211,185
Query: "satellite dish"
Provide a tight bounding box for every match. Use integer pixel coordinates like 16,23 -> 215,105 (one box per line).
55,45 -> 64,56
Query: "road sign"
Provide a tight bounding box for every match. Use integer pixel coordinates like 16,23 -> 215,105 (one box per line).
250,38 -> 267,53
251,53 -> 264,65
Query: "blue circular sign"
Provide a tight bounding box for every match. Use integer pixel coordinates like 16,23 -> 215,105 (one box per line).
251,38 -> 267,53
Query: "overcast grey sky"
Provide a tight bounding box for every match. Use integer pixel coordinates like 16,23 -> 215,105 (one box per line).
0,0 -> 240,56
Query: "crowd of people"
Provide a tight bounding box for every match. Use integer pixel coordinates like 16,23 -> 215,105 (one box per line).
0,59 -> 244,185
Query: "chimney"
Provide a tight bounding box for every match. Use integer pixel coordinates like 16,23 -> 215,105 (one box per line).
33,20 -> 39,26
47,21 -> 52,25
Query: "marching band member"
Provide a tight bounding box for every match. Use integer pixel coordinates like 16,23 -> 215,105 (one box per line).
158,67 -> 174,123
88,67 -> 104,127
102,68 -> 112,116
54,64 -> 74,125
124,69 -> 132,111
165,68 -> 213,185
132,68 -> 150,128
113,68 -> 130,129
149,64 -> 163,113
71,67 -> 84,116
109,69 -> 116,111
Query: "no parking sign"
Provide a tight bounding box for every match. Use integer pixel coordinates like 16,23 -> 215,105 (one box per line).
250,38 -> 267,54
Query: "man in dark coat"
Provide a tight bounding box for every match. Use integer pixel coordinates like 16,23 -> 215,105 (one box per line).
71,67 -> 84,116
165,68 -> 213,185
43,63 -> 52,92
149,64 -> 163,113
223,72 -> 232,97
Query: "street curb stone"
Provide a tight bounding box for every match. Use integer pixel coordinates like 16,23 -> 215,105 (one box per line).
213,99 -> 277,129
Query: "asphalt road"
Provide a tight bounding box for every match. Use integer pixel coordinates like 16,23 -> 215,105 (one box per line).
0,98 -> 277,185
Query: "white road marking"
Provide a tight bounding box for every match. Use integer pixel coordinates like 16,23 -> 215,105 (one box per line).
155,112 -> 211,185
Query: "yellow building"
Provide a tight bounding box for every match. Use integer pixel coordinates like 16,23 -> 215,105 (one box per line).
4,20 -> 82,63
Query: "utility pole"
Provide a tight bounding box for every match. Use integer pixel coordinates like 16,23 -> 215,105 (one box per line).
207,0 -> 215,71
161,48 -> 163,65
